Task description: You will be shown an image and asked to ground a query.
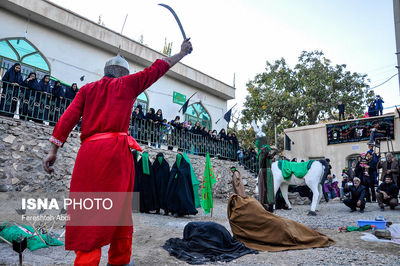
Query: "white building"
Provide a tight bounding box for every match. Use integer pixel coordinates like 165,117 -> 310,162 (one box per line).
283,112 -> 400,178
0,0 -> 235,131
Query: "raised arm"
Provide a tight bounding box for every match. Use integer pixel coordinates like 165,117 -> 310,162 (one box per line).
163,38 -> 192,67
123,39 -> 193,99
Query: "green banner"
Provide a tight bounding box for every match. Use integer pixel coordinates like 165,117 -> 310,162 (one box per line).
173,91 -> 186,105
201,152 -> 216,214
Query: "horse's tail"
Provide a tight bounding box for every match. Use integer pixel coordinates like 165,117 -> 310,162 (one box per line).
318,159 -> 330,202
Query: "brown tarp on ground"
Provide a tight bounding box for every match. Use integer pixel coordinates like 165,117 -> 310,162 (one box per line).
227,194 -> 335,252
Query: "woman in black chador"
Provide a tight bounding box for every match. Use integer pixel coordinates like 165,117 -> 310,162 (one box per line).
0,63 -> 23,117
39,75 -> 51,122
136,152 -> 159,213
51,80 -> 65,123
165,154 -> 198,217
22,72 -> 41,117
152,152 -> 170,214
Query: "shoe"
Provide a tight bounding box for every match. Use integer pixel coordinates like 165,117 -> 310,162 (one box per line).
390,206 -> 395,210
380,207 -> 385,211
360,209 -> 364,213
350,209 -> 356,212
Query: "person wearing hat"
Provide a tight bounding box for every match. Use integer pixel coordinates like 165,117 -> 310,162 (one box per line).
43,39 -> 193,266
230,166 -> 246,197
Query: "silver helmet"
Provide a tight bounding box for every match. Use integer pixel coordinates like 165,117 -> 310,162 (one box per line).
104,53 -> 130,78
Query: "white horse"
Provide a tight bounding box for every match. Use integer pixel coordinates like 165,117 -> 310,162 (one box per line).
271,160 -> 328,216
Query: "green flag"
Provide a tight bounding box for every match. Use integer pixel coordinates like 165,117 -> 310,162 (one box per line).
201,152 -> 216,214
183,152 -> 201,208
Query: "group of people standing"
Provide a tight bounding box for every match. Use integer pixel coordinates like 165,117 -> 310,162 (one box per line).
132,104 -> 238,143
341,145 -> 399,212
367,95 -> 385,117
337,95 -> 385,121
133,151 -> 200,217
0,63 -> 78,121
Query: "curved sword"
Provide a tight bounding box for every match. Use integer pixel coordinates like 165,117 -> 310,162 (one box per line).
158,3 -> 192,54
158,3 -> 187,40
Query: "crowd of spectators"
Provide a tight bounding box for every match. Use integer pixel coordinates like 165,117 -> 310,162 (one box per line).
1,63 -> 243,160
281,152 -> 399,213
340,144 -> 399,212
0,63 -> 78,121
131,104 -> 238,145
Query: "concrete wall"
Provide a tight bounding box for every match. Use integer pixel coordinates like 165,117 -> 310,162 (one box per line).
283,112 -> 400,178
0,7 -> 228,131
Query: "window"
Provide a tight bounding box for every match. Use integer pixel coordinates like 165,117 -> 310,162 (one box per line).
0,38 -> 50,79
346,154 -> 360,169
185,102 -> 211,129
133,92 -> 148,112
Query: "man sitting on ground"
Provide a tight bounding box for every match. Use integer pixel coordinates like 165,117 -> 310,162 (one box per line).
376,176 -> 399,211
343,177 -> 366,213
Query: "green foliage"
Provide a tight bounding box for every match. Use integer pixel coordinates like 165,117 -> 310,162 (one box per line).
241,50 -> 374,148
162,38 -> 173,56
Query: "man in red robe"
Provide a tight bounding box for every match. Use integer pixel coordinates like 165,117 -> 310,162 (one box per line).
43,39 -> 193,266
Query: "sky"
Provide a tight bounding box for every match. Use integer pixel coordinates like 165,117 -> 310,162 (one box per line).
50,0 -> 399,114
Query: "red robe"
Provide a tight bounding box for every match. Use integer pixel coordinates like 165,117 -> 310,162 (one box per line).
49,59 -> 170,251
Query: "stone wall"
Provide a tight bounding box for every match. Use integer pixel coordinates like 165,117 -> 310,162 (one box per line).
0,117 -> 257,198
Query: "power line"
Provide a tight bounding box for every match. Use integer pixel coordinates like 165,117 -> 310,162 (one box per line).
367,64 -> 395,74
369,73 -> 399,90
366,64 -> 394,73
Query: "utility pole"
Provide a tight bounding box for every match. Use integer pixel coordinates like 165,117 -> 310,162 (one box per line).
394,0 -> 400,95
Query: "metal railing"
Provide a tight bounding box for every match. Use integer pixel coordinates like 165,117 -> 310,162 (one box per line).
241,154 -> 259,175
129,118 -> 239,160
0,80 -> 240,160
0,81 -> 72,124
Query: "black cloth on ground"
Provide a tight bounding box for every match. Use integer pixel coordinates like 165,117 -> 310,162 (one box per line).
162,221 -> 258,265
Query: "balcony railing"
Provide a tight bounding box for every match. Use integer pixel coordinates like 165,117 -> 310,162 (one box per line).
0,81 -> 240,161
0,81 -> 72,124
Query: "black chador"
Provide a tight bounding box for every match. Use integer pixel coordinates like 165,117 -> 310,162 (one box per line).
137,152 -> 159,213
152,153 -> 170,214
165,154 -> 198,217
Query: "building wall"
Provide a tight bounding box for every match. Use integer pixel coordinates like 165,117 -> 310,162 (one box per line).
283,113 -> 400,179
0,9 -> 228,130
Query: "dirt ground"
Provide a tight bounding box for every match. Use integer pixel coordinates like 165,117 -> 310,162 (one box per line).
0,196 -> 400,265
